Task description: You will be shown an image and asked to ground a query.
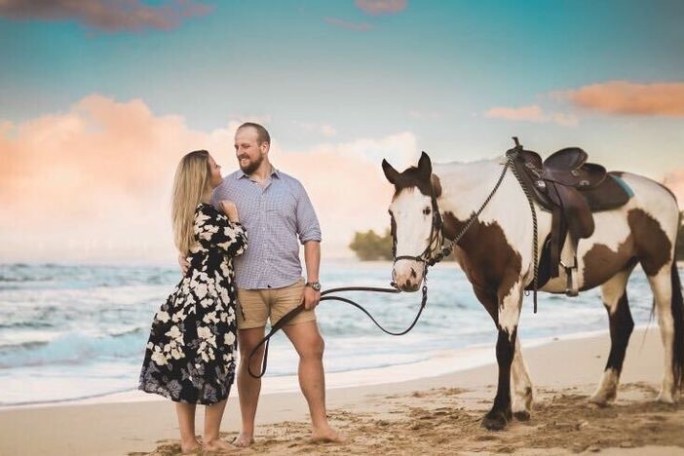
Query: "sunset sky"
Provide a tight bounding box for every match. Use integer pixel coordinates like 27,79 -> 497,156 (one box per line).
1,0 -> 683,263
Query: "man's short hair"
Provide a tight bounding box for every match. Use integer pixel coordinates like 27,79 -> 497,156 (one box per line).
238,122 -> 270,146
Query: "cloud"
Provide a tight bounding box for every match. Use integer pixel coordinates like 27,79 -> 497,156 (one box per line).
324,17 -> 372,31
355,0 -> 407,15
0,95 -> 410,262
484,105 -> 578,126
563,81 -> 684,117
0,0 -> 211,32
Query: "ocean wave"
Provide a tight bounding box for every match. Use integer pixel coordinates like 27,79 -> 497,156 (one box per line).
0,329 -> 147,369
0,321 -> 54,330
0,340 -> 50,351
0,263 -> 179,290
108,327 -> 147,338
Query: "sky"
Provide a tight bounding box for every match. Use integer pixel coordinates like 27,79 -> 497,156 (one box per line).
1,0 -> 683,263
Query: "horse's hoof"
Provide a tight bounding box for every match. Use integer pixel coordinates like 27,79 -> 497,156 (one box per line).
482,411 -> 509,431
656,392 -> 675,404
588,395 -> 611,408
513,410 -> 530,422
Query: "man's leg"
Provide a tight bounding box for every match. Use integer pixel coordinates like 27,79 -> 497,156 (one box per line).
282,321 -> 342,442
234,327 -> 266,447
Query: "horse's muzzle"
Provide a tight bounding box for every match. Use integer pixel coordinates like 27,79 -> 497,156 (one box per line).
392,260 -> 425,292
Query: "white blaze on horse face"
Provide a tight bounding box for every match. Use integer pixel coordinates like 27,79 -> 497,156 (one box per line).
390,188 -> 432,292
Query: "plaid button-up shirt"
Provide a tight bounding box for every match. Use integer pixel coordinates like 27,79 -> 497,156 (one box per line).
212,168 -> 321,289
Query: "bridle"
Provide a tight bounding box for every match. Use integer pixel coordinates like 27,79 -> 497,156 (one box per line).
392,194 -> 451,268
389,138 -> 540,312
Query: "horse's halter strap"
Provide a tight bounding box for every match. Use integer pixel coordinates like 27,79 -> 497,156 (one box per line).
393,195 -> 445,266
393,158 -> 512,269
391,144 -> 534,303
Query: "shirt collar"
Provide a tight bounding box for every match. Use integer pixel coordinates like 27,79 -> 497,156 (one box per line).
237,166 -> 280,180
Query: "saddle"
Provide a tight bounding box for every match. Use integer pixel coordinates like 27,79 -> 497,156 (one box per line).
509,145 -> 633,296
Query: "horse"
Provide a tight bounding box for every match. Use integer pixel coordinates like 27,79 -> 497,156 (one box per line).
381,149 -> 684,431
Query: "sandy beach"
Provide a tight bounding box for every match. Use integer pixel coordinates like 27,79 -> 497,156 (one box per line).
2,327 -> 684,455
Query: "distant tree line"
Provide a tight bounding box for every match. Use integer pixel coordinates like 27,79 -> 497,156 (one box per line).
348,228 -> 456,261
348,228 -> 393,261
349,212 -> 684,262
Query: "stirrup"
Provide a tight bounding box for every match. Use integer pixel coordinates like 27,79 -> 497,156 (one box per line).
561,259 -> 579,297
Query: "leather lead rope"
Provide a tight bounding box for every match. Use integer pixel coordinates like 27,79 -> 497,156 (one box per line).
247,279 -> 429,379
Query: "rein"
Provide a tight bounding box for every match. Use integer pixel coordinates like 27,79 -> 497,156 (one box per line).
247,139 -> 542,379
246,282 -> 429,379
398,148 -> 518,269
395,139 -> 540,311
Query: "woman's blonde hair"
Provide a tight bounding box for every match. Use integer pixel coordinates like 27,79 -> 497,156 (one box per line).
172,150 -> 212,255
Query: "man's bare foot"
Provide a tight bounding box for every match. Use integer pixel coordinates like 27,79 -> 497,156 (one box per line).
310,426 -> 345,444
180,438 -> 202,454
232,433 -> 255,448
203,439 -> 236,452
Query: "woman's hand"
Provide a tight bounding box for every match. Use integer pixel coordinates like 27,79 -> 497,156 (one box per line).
219,200 -> 239,223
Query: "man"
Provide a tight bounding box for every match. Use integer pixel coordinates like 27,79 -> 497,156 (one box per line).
212,122 -> 341,446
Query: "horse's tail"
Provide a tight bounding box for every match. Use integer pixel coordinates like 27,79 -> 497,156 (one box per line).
672,262 -> 684,391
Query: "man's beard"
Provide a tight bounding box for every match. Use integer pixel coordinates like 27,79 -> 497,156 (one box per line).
239,154 -> 264,175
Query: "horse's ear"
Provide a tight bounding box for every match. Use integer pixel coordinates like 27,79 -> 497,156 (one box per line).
382,159 -> 400,184
417,151 -> 432,180
431,174 -> 442,198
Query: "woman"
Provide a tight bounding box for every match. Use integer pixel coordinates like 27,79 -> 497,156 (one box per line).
139,150 -> 247,453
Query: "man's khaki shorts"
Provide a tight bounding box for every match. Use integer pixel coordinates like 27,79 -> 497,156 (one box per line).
236,278 -> 317,330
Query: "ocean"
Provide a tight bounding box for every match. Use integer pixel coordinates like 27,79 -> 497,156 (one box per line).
0,261 -> 662,408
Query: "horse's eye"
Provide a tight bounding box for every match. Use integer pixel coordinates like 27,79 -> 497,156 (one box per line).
423,206 -> 431,216
388,209 -> 393,216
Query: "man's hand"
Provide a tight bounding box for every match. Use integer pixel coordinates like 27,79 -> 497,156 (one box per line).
178,253 -> 190,275
302,286 -> 321,310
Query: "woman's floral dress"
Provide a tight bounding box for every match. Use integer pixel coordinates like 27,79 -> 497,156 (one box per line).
139,203 -> 247,404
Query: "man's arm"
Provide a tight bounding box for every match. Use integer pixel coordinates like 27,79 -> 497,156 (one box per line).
302,240 -> 321,310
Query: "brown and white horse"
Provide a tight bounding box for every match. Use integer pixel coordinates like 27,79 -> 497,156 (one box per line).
382,151 -> 684,431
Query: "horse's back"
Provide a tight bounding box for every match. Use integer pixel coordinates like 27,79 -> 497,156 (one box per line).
616,172 -> 680,236
542,172 -> 680,292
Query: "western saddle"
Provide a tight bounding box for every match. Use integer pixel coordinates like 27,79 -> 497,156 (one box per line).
507,140 -> 633,296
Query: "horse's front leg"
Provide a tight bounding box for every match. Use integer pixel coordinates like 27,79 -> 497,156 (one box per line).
511,336 -> 534,421
482,281 -> 524,431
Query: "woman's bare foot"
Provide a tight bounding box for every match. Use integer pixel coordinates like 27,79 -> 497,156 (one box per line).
310,426 -> 345,444
180,438 -> 202,454
232,433 -> 255,448
203,438 -> 235,452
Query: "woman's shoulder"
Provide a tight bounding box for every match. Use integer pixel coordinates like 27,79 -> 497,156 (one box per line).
195,203 -> 221,219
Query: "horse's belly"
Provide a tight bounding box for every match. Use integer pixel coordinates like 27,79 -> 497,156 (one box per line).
540,213 -> 635,293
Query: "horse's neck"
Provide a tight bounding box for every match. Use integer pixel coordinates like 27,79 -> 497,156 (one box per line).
434,159 -> 508,218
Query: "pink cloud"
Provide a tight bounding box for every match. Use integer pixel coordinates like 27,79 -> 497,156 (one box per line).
564,81 -> 684,117
484,105 -> 577,126
0,0 -> 211,32
0,95 -> 407,262
355,0 -> 407,15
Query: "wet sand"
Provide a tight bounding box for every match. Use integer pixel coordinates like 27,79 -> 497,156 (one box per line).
2,328 -> 684,455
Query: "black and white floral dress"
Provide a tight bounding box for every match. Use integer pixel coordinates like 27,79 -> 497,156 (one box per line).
139,203 -> 247,404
